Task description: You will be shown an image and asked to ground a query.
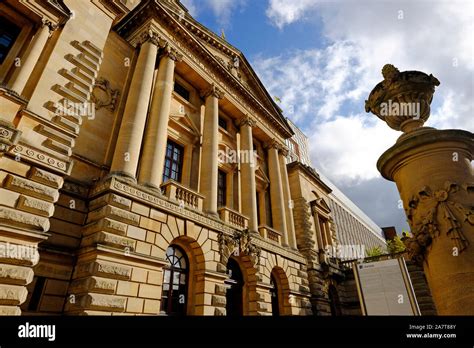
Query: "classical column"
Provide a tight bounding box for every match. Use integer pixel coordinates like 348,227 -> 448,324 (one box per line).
9,19 -> 54,94
279,146 -> 297,249
367,64 -> 474,314
138,45 -> 182,188
266,140 -> 288,244
200,84 -> 224,216
239,116 -> 258,232
110,35 -> 159,179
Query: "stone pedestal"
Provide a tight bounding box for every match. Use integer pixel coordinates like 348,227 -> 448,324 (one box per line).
378,128 -> 473,315
366,64 -> 474,315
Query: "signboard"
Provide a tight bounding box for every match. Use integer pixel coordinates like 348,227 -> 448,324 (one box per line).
353,257 -> 420,315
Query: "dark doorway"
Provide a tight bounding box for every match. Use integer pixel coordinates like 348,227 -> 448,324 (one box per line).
328,284 -> 342,316
270,274 -> 279,316
225,258 -> 244,316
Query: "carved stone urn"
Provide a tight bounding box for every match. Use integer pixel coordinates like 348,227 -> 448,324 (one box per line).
367,64 -> 474,315
365,64 -> 440,133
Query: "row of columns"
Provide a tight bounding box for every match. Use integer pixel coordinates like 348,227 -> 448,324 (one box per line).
110,31 -> 297,249
110,34 -> 182,187
266,141 -> 297,249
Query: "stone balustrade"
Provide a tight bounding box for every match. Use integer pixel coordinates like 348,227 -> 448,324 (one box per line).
160,180 -> 204,211
217,207 -> 248,229
259,225 -> 282,245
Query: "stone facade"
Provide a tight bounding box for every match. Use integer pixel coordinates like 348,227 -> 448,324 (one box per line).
0,0 -> 378,316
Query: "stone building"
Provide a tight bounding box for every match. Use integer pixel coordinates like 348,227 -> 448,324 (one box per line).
285,119 -> 387,252
0,0 -> 381,316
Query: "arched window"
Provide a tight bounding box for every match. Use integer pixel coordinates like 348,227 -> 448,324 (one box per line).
270,274 -> 279,316
160,245 -> 188,316
225,258 -> 244,316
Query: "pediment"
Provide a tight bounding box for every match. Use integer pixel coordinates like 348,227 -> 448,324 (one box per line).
312,197 -> 331,214
169,112 -> 200,139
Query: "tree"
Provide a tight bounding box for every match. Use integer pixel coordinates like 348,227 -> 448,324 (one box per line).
387,235 -> 406,254
366,246 -> 384,257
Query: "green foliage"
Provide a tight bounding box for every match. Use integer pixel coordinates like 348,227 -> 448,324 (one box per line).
387,235 -> 406,254
366,246 -> 384,257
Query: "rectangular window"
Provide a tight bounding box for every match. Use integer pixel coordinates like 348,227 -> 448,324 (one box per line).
174,81 -> 190,101
0,16 -> 21,64
265,190 -> 273,227
218,117 -> 227,131
163,140 -> 184,183
217,170 -> 226,207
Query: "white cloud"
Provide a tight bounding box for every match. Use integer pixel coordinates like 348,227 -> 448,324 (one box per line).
256,0 -> 473,187
257,0 -> 473,230
181,0 -> 247,27
266,0 -> 318,29
307,114 -> 399,184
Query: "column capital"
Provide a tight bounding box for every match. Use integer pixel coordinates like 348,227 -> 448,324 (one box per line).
137,29 -> 166,48
160,44 -> 183,62
279,144 -> 289,157
264,138 -> 283,151
201,83 -> 225,99
237,115 -> 256,128
41,18 -> 58,35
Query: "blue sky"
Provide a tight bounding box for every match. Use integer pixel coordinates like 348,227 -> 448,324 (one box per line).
181,0 -> 474,234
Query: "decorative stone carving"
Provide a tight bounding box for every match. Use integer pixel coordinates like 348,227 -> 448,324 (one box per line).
0,121 -> 21,153
91,78 -> 120,111
161,44 -> 183,62
41,17 -> 58,35
137,28 -> 165,47
238,115 -> 256,128
10,143 -> 72,175
403,181 -> 474,263
365,64 -> 440,132
218,229 -> 261,267
201,83 -> 225,99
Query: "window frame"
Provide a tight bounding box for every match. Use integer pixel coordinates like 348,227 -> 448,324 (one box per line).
0,5 -> 35,82
160,245 -> 189,316
162,139 -> 184,183
217,169 -> 227,207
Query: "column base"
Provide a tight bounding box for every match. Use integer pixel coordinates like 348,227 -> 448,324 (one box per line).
106,171 -> 137,185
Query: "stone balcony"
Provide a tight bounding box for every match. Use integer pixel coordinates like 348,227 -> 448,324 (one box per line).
259,225 -> 282,245
161,180 -> 204,211
218,206 -> 248,229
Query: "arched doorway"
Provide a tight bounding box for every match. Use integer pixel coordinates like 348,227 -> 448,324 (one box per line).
270,267 -> 292,315
225,258 -> 244,316
270,274 -> 279,316
160,245 -> 188,316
